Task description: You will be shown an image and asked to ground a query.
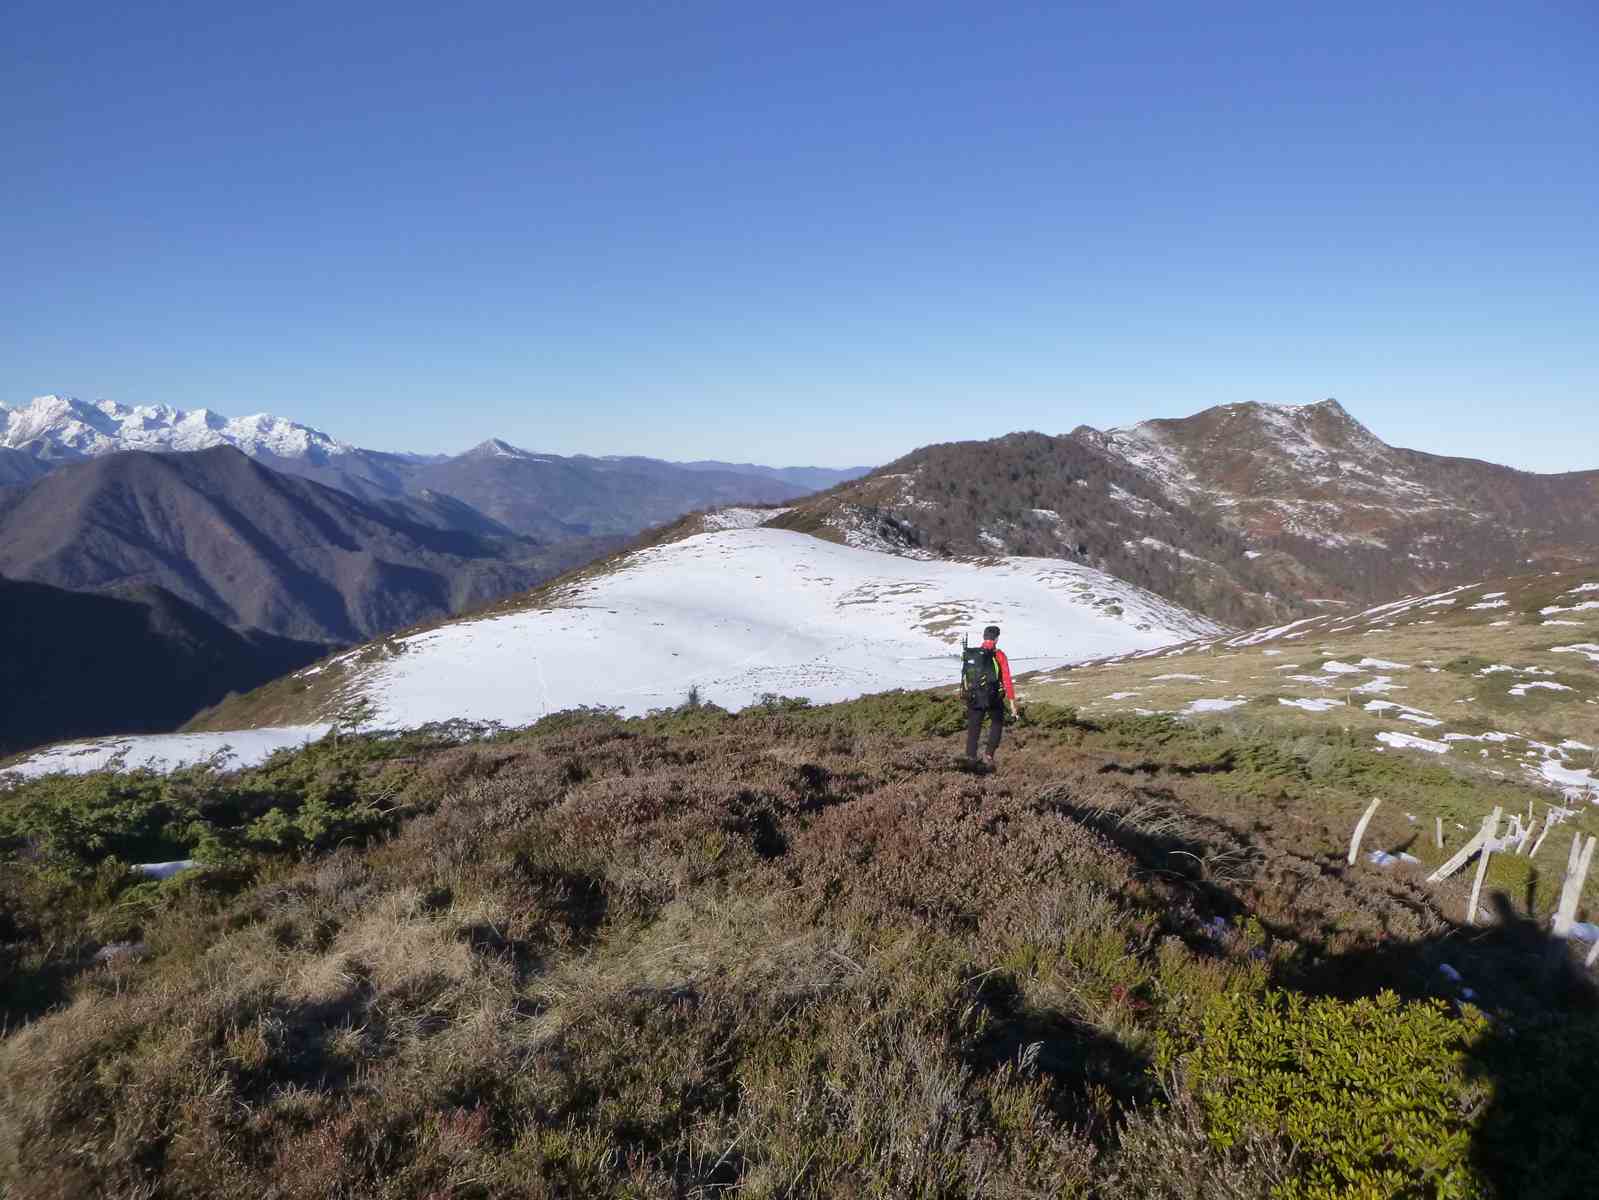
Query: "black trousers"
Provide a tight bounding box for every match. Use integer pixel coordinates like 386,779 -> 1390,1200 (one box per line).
965,702 -> 1004,760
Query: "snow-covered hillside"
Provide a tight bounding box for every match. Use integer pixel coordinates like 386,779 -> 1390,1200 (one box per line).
2,528 -> 1221,780
4,727 -> 333,780
349,529 -> 1220,727
0,394 -> 350,461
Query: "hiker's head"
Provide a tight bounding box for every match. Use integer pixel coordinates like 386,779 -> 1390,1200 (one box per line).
983,625 -> 1000,643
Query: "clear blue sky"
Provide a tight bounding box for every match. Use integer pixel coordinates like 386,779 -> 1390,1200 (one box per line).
4,1 -> 1595,469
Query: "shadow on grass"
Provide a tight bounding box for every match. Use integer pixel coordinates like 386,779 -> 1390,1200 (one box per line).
1039,779 -> 1598,1196
1277,891 -> 1598,1200
0,953 -> 81,1033
960,968 -> 1155,1140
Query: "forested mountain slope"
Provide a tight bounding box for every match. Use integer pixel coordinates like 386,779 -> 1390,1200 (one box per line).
0,446 -> 596,645
0,576 -> 324,756
772,400 -> 1599,627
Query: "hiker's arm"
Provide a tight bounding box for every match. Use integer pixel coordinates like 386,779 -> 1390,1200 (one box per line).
997,650 -> 1018,714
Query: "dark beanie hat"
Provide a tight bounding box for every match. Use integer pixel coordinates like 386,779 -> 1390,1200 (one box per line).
983,625 -> 1001,640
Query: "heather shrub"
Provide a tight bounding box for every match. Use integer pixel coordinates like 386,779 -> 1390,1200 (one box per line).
2,700 -> 1593,1196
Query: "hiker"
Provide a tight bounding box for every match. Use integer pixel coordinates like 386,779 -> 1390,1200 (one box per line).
962,624 -> 1018,767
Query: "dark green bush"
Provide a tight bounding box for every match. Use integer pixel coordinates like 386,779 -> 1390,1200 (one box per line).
0,773 -> 185,871
1186,989 -> 1489,1199
1017,700 -> 1086,730
0,730 -> 456,877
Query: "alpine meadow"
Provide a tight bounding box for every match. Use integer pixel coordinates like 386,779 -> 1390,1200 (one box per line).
6,3 -> 1599,1198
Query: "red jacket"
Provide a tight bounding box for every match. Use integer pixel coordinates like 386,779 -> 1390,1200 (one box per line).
982,640 -> 1016,703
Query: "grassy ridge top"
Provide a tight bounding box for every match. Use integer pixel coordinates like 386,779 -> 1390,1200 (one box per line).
3,693 -> 1596,1197
1023,568 -> 1599,799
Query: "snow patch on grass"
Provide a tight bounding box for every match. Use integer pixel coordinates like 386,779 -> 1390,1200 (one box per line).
1377,731 -> 1451,754
1280,697 -> 1342,713
1550,644 -> 1599,663
1541,601 -> 1599,616
1541,760 -> 1599,801
1184,697 -> 1247,714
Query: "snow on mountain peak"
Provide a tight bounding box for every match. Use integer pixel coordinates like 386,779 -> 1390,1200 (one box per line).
1089,398 -> 1461,552
0,394 -> 353,461
465,437 -> 537,459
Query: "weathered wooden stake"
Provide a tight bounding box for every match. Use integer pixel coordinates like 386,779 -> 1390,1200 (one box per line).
1466,818 -> 1498,926
1517,821 -> 1538,856
1586,935 -> 1599,970
1550,836 -> 1595,957
1428,806 -> 1501,883
1551,834 -> 1595,942
1545,834 -> 1597,979
1530,824 -> 1553,860
1435,816 -> 1444,850
1348,797 -> 1382,866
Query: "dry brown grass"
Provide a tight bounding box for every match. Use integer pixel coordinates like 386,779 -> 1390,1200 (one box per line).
1024,568 -> 1599,801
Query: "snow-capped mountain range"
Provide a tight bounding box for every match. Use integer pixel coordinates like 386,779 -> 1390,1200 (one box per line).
0,394 -> 353,462
0,394 -> 864,484
0,394 -> 871,541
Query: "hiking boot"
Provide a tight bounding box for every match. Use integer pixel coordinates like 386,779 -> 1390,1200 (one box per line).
981,752 -> 997,770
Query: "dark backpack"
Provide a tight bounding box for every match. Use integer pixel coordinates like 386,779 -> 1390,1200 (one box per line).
961,645 -> 1002,708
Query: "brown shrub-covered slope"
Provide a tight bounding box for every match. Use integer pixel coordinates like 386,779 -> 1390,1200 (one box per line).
774,400 -> 1599,629
3,698 -> 1594,1197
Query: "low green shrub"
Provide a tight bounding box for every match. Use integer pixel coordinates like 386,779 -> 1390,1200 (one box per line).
1017,700 -> 1087,730
0,729 -> 461,877
750,693 -> 813,713
1186,989 -> 1489,1199
777,689 -> 968,738
0,773 -> 182,870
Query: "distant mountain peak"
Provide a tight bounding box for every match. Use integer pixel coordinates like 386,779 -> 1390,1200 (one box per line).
464,437 -> 536,460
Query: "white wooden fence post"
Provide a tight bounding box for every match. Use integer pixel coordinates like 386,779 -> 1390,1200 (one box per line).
1435,816 -> 1444,851
1428,806 -> 1502,883
1530,824 -> 1553,860
1349,797 -> 1382,867
1517,820 -> 1538,856
1466,813 -> 1500,926
1551,834 -> 1596,942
